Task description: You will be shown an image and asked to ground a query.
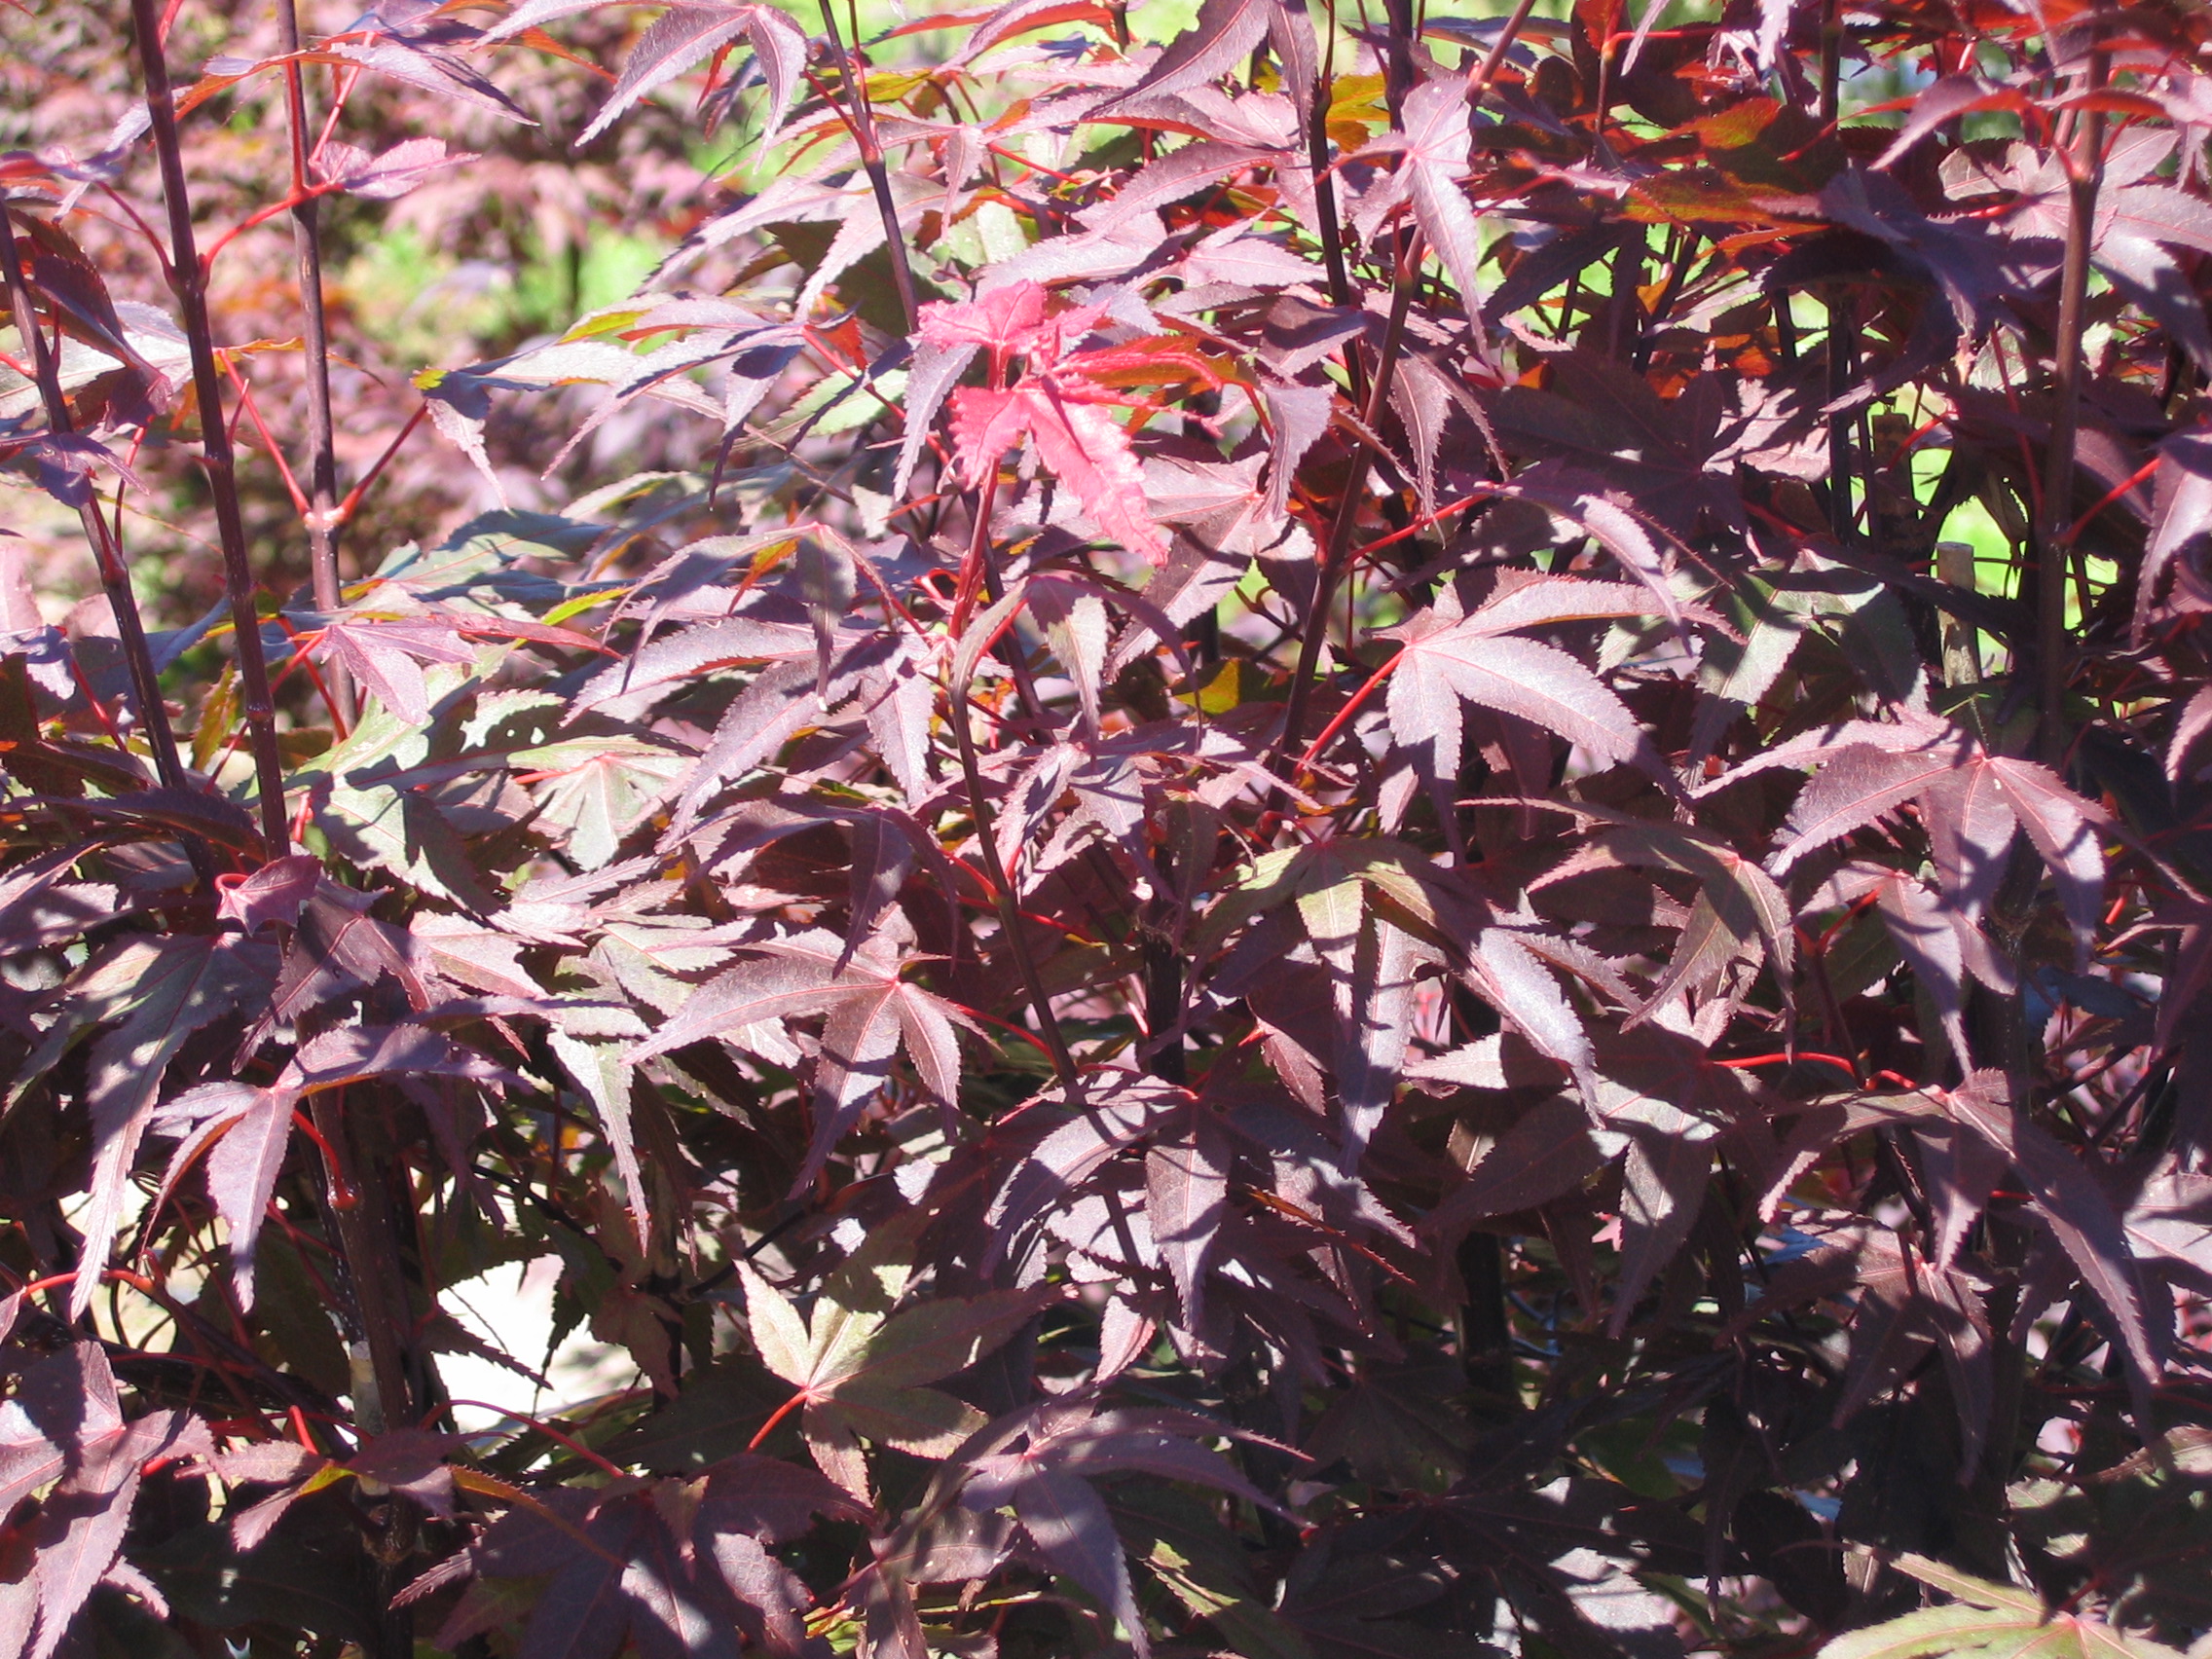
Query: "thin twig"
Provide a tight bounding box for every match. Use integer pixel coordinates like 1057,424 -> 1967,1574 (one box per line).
276,0 -> 354,725
1306,0 -> 1359,325
1381,0 -> 1415,122
1276,225 -> 1423,766
337,400 -> 428,526
816,0 -> 919,334
945,474 -> 1084,1102
950,671 -> 1085,1104
2038,30 -> 2108,767
0,207 -> 198,806
1466,0 -> 1540,102
130,0 -> 292,853
1818,0 -> 1854,545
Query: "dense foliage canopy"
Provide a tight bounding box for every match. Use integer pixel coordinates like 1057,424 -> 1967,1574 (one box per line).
4,0 -> 2212,1656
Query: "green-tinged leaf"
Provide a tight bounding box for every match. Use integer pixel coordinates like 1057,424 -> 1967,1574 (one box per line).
739,1264 -> 816,1388
314,777 -> 498,913
843,1288 -> 1054,1391
1891,1556 -> 2043,1615
818,1383 -> 985,1456
593,918 -> 754,1018
1819,1599 -> 2179,1659
1117,1487 -> 1315,1659
1203,837 -> 1457,956
1820,1605 -> 2060,1659
549,1031 -> 650,1249
740,1268 -> 1042,1486
516,735 -> 689,869
601,1353 -> 795,1473
1145,1542 -> 1316,1659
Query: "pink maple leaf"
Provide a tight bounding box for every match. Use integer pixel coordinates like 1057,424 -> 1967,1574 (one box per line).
918,282 -> 1050,359
925,280 -> 1169,564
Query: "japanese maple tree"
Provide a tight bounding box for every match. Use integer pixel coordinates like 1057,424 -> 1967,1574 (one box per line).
3,0 -> 2212,1656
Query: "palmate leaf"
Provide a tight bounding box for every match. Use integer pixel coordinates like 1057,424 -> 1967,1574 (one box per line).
1770,743 -> 1964,871
1758,723 -> 2108,966
450,1456 -> 857,1659
0,424 -> 136,511
481,0 -> 810,148
1419,1094 -> 1608,1241
1527,804 -> 1795,1016
1083,139 -> 1280,237
1945,1072 -> 2163,1406
952,385 -> 1166,563
1382,583 -> 1674,791
1733,1219 -> 1994,1476
312,135 -> 473,201
1212,839 -> 1445,1104
985,1071 -> 1187,1277
311,615 -> 480,725
927,282 -> 1174,563
4,1344 -> 208,1659
326,39 -> 536,124
690,792 -> 944,947
1978,135 -> 2212,374
958,1398 -> 1285,1659
1874,76 -> 2022,169
1335,907 -> 1422,1168
1097,0 -> 1274,110
574,608 -> 816,713
546,1022 -> 653,1249
1356,75 -> 1485,306
1213,835 -> 1603,1125
628,928 -> 977,1190
240,879 -> 442,1058
739,1265 -> 1051,1495
1820,1555 -> 2182,1659
662,626 -> 915,835
18,0 -> 2212,1640
574,5 -> 812,148
1804,862 -> 2006,1075
1203,834 -> 1463,954
514,733 -> 691,869
1611,1117 -> 1716,1338
219,1431 -> 461,1558
8,216 -> 173,416
313,773 -> 500,914
2139,431 -> 2212,645
155,1025 -> 520,1309
1388,632 -> 1582,786
6,934 -> 276,1317
1145,1106 -> 1231,1328
1863,864 -> 1972,1068
211,855 -> 321,936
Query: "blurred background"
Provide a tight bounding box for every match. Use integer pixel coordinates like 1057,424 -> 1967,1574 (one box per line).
1,2 -> 732,632
0,0 -> 1252,634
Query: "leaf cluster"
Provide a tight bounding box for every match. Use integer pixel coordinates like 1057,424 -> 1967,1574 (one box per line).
4,1 -> 2212,1657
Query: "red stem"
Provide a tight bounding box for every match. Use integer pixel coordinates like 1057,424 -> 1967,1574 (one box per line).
442,1400 -> 630,1476
226,366 -> 312,514
748,1386 -> 810,1451
1295,648 -> 1404,774
2064,453 -> 2159,548
1716,1051 -> 1861,1080
334,402 -> 429,530
291,1110 -> 360,1207
200,179 -> 343,270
